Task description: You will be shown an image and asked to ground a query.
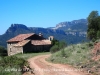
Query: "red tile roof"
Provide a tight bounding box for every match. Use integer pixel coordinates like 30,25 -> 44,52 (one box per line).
7,33 -> 35,42
31,40 -> 51,45
14,40 -> 30,47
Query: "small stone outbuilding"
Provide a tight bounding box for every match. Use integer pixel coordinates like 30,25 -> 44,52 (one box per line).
7,33 -> 53,56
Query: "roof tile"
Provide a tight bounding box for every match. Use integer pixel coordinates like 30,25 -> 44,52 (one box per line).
7,33 -> 35,42
32,40 -> 51,45
14,40 -> 30,47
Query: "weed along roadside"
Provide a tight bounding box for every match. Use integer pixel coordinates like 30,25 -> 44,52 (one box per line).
15,52 -> 50,59
27,54 -> 89,75
11,41 -> 100,75
0,42 -> 98,75
0,52 -> 50,75
48,41 -> 100,75
0,41 -> 99,75
0,55 -> 28,75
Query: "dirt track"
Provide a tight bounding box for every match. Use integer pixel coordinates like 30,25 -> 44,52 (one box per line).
24,54 -> 90,75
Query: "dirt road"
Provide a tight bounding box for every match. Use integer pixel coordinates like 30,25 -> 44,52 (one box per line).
24,54 -> 90,75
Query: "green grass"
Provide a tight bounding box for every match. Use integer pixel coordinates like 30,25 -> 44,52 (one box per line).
15,52 -> 50,59
48,42 -> 93,66
0,56 -> 2,60
48,41 -> 100,75
0,56 -> 27,75
0,52 -> 50,75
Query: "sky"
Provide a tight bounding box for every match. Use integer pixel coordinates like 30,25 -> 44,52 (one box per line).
0,0 -> 100,35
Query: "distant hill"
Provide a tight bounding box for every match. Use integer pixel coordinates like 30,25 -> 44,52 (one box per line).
0,19 -> 88,47
51,19 -> 87,31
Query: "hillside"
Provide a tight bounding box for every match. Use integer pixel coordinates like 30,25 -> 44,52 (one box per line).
51,19 -> 87,31
0,19 -> 88,47
48,40 -> 100,75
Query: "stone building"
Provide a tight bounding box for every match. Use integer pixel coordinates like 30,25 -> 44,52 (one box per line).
7,33 -> 53,56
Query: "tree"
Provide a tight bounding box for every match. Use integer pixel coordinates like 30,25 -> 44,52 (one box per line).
59,41 -> 67,49
0,46 -> 7,56
58,41 -> 67,57
87,29 -> 96,40
87,11 -> 99,23
51,39 -> 59,46
87,11 -> 100,40
50,40 -> 67,54
50,45 -> 59,53
97,31 -> 100,38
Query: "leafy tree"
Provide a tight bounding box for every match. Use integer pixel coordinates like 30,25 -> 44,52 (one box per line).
50,45 -> 59,53
0,46 -> 7,56
97,31 -> 100,38
50,40 -> 67,54
51,39 -> 59,46
87,29 -> 96,40
87,11 -> 100,40
87,11 -> 99,23
59,41 -> 67,49
58,41 -> 67,57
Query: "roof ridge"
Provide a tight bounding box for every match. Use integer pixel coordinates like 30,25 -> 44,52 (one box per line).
7,33 -> 35,42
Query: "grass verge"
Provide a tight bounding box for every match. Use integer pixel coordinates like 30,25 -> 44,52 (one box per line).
48,41 -> 100,75
48,42 -> 92,66
0,52 -> 50,75
15,52 -> 50,59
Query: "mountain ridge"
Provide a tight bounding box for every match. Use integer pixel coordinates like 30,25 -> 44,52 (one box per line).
51,19 -> 87,31
0,19 -> 88,47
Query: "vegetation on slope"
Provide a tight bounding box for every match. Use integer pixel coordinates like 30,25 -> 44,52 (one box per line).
0,46 -> 7,56
48,40 -> 100,75
0,48 -> 50,75
15,52 -> 50,59
0,56 -> 28,75
48,42 -> 93,65
0,46 -> 50,75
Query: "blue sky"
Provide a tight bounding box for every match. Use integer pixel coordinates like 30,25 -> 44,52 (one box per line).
0,0 -> 100,34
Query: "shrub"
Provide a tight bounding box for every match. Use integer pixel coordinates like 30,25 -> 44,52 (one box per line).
81,47 -> 85,49
1,56 -> 28,67
0,56 -> 28,75
51,39 -> 59,46
61,49 -> 66,57
0,46 -> 7,56
50,45 -> 59,53
88,42 -> 93,47
92,38 -> 96,42
50,40 -> 67,53
77,50 -> 81,53
59,41 -> 67,49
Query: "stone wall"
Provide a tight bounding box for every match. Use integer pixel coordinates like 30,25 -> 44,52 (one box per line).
7,41 -> 51,55
7,42 -> 23,56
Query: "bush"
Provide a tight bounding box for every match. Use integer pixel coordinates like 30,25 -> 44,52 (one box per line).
1,56 -> 28,67
0,46 -> 7,56
88,42 -> 93,47
61,49 -> 66,57
59,41 -> 67,49
50,45 -> 59,53
77,50 -> 81,53
51,39 -> 59,46
50,40 -> 67,54
81,47 -> 85,49
0,56 -> 28,75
